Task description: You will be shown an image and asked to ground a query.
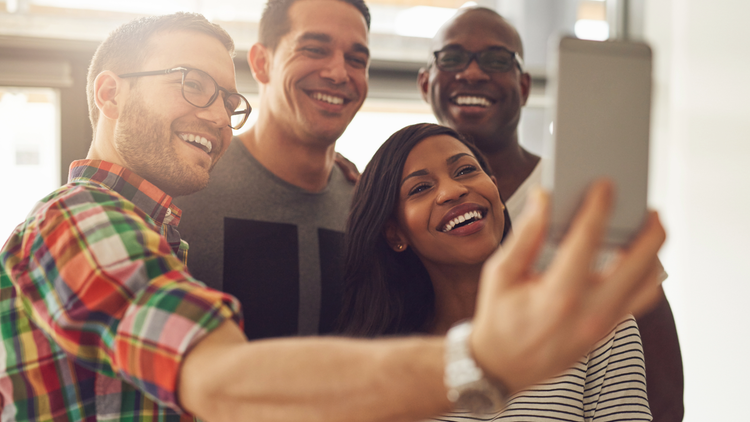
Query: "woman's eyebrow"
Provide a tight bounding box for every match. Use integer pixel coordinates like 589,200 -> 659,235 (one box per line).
400,169 -> 429,187
447,153 -> 473,165
400,153 -> 475,187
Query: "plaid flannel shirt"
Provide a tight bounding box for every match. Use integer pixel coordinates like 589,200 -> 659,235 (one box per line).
0,160 -> 242,421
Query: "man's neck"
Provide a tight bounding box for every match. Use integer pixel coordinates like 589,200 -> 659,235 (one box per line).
479,133 -> 540,201
239,120 -> 337,193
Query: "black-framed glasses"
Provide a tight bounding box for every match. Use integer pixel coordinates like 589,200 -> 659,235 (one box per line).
118,67 -> 252,130
432,46 -> 524,74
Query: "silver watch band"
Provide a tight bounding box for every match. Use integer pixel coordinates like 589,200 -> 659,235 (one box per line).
444,321 -> 508,414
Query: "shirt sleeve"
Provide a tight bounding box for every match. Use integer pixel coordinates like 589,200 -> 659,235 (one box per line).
3,185 -> 242,412
584,316 -> 652,422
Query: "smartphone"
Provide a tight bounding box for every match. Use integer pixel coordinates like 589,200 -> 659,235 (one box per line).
542,36 -> 652,249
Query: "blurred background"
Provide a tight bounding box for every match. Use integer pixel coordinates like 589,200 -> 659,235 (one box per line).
0,0 -> 747,419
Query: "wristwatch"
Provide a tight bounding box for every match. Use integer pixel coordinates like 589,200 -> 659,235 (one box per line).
444,321 -> 509,414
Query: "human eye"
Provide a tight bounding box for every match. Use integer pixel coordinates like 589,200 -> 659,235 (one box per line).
223,94 -> 241,111
456,165 -> 478,177
437,51 -> 465,69
346,54 -> 368,69
301,45 -> 328,57
407,182 -> 431,196
183,78 -> 203,92
482,51 -> 513,70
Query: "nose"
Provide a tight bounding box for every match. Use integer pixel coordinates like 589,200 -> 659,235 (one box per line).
195,95 -> 231,129
320,53 -> 349,85
455,58 -> 490,84
436,178 -> 469,205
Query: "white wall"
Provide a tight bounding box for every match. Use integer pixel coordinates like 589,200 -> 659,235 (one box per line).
644,0 -> 750,420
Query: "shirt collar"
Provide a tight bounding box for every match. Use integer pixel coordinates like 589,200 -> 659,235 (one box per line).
68,160 -> 182,227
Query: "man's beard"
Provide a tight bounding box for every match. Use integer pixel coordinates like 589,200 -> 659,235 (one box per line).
114,95 -> 211,197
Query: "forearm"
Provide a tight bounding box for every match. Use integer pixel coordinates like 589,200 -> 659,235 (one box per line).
179,321 -> 451,422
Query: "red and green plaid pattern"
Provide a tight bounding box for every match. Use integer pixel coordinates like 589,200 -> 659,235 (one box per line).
1,160 -> 242,421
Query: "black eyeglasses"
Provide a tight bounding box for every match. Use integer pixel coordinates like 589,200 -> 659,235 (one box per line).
118,67 -> 252,130
432,46 -> 524,74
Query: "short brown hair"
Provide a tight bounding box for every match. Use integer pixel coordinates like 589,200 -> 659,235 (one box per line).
259,0 -> 370,52
86,12 -> 235,132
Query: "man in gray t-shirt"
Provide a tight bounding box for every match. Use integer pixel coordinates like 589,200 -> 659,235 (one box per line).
177,138 -> 352,339
175,0 -> 367,340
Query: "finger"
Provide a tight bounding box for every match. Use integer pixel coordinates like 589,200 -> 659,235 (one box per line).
545,180 -> 614,292
484,188 -> 549,286
627,260 -> 665,317
596,211 -> 666,316
334,152 -> 361,183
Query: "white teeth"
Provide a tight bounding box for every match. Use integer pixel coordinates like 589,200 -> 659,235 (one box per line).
200,136 -> 212,153
179,133 -> 212,154
442,210 -> 484,232
454,96 -> 492,107
312,92 -> 345,105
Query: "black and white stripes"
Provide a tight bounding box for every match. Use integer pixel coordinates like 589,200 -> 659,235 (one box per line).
430,317 -> 651,422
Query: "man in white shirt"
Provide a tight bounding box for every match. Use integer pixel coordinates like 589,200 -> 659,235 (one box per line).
418,7 -> 684,421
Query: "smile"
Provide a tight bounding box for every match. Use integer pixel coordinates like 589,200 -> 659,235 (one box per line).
311,91 -> 345,105
450,95 -> 493,107
441,210 -> 484,233
179,133 -> 212,154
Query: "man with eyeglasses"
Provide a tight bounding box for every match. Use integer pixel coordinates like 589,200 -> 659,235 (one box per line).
0,12 -> 249,421
419,7 -> 684,422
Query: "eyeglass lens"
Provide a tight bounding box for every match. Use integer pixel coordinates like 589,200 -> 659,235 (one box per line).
436,48 -> 516,73
182,68 -> 251,130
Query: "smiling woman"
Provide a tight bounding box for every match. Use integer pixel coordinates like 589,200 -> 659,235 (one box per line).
338,123 -> 509,336
338,123 -> 652,421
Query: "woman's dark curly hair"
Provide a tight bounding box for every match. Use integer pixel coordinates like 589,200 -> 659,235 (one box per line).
338,123 -> 511,337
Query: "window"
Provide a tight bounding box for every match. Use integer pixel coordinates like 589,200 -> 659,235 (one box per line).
336,105 -> 438,172
0,87 -> 60,239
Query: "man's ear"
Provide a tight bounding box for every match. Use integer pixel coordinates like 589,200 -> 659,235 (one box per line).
94,71 -> 123,121
384,219 -> 409,252
248,43 -> 271,84
520,71 -> 531,106
417,67 -> 430,104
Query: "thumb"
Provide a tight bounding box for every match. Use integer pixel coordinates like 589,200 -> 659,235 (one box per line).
483,188 -> 549,289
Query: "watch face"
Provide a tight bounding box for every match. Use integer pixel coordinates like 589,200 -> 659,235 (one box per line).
456,389 -> 496,415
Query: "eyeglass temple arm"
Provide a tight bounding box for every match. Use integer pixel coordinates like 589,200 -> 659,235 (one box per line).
118,67 -> 186,78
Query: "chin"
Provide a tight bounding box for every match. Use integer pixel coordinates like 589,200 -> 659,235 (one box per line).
308,126 -> 348,145
464,242 -> 499,264
170,177 -> 209,197
152,171 -> 210,198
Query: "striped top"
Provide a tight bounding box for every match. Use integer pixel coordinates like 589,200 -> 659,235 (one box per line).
0,160 -> 242,421
431,317 -> 651,422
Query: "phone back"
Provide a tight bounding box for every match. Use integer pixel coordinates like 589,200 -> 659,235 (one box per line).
544,37 -> 652,247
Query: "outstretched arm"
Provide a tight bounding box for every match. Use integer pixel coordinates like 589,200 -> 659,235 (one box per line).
178,180 -> 667,422
179,322 -> 449,422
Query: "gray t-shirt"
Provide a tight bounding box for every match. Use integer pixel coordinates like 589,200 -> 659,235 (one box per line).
175,137 -> 354,340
